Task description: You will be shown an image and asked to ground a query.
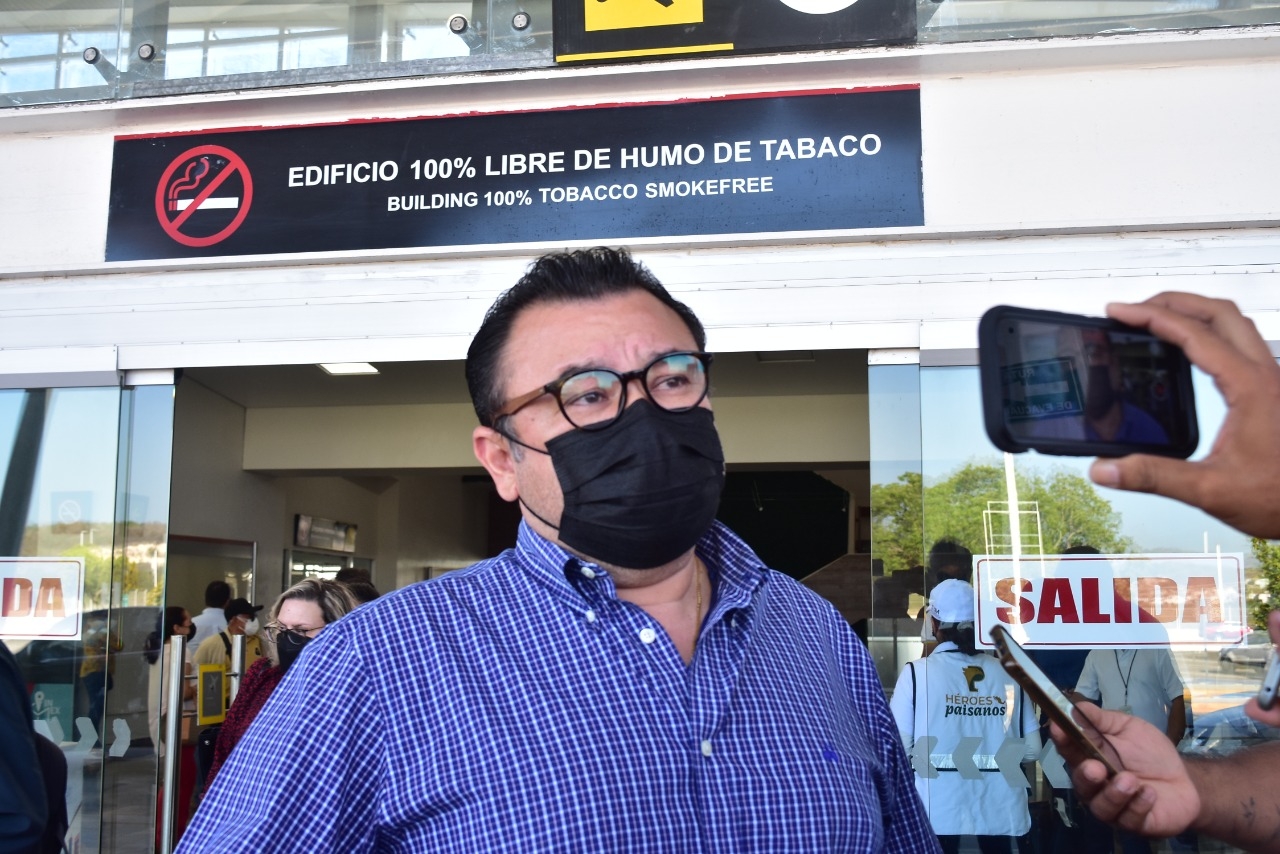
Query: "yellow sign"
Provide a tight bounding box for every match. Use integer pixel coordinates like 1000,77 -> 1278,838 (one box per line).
585,0 -> 703,32
196,664 -> 227,726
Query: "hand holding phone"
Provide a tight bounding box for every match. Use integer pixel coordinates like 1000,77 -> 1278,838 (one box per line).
979,306 -> 1198,459
989,625 -> 1122,778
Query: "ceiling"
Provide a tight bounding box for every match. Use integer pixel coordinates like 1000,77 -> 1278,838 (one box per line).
182,349 -> 869,410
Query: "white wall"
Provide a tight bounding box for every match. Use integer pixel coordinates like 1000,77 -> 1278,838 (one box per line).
391,475 -> 491,588
0,30 -> 1278,377
241,393 -> 869,471
172,377 -> 494,601
170,378 -> 287,605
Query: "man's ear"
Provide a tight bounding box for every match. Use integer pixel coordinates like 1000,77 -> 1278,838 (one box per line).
473,425 -> 520,502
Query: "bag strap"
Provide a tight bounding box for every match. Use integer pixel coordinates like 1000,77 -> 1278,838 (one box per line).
219,631 -> 232,657
1017,686 -> 1025,739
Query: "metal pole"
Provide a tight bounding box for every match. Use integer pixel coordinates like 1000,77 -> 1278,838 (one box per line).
229,634 -> 246,704
159,634 -> 185,854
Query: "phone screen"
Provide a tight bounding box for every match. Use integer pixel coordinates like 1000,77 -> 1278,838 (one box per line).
989,625 -> 1122,777
979,307 -> 1198,458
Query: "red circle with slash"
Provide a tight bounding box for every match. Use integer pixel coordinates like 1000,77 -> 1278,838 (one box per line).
154,145 -> 254,247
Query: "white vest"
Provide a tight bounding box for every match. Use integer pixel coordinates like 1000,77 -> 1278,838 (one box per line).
889,643 -> 1041,837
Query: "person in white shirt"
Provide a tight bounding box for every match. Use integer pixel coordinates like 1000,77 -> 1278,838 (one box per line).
192,598 -> 265,673
891,579 -> 1041,854
1074,649 -> 1185,745
1072,648 -> 1186,854
190,581 -> 232,650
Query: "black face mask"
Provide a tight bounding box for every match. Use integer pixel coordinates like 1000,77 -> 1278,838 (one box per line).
522,400 -> 725,570
275,629 -> 313,671
1085,365 -> 1119,419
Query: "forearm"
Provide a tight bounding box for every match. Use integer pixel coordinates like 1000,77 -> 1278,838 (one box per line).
1187,742 -> 1280,849
1166,698 -> 1186,745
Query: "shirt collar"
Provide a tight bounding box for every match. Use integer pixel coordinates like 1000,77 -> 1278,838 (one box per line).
512,519 -> 768,614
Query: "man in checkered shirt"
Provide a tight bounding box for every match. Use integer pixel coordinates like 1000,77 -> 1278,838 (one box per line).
179,247 -> 938,853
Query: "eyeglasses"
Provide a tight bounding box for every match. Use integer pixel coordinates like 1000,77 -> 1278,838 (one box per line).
494,351 -> 713,434
263,623 -> 323,642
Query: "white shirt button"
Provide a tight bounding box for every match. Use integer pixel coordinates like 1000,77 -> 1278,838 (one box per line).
585,609 -> 596,623
580,567 -> 597,580
700,739 -> 713,757
639,627 -> 657,644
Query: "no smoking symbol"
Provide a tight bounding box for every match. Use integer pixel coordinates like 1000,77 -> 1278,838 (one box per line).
154,145 -> 254,248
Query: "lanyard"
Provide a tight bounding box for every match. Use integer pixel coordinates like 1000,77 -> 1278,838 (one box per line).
1114,650 -> 1138,709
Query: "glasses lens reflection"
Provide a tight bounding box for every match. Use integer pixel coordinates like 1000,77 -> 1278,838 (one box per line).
558,353 -> 708,430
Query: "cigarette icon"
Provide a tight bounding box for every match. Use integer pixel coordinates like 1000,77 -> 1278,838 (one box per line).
173,197 -> 240,211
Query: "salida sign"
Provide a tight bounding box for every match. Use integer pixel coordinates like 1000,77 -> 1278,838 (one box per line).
0,557 -> 85,640
974,553 -> 1245,648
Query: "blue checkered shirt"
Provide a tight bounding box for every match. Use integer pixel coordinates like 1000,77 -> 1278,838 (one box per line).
179,521 -> 939,853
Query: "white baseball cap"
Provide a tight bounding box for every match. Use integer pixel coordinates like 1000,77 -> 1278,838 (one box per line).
926,578 -> 976,625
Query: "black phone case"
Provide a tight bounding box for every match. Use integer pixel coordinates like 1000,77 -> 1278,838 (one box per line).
978,305 -> 1199,459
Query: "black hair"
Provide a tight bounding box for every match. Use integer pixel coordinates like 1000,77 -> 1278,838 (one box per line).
465,247 -> 707,428
204,580 -> 232,608
144,605 -> 189,664
343,581 -> 381,604
1062,544 -> 1101,555
334,567 -> 372,585
936,622 -> 978,655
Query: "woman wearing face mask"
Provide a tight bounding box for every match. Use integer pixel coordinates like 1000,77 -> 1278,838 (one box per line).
145,605 -> 197,755
146,606 -> 199,841
204,579 -> 356,788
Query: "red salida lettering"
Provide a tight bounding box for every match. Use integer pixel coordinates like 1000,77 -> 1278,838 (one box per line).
1037,578 -> 1080,623
2,578 -> 33,617
995,577 -> 1034,624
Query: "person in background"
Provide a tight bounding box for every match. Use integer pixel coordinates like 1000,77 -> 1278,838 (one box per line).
1071,640 -> 1185,854
146,606 -> 198,841
190,582 -> 232,650
204,579 -> 357,788
146,606 -> 197,753
891,579 -> 1041,853
192,598 -> 265,674
190,597 -> 264,804
1048,293 -> 1280,851
334,567 -> 381,605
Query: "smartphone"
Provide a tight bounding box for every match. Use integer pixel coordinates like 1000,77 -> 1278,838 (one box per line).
1259,647 -> 1280,711
978,306 -> 1198,458
989,625 -> 1122,778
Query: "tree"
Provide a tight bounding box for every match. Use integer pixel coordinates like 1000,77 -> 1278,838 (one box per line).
1248,538 -> 1280,631
62,544 -> 153,610
868,471 -> 924,574
871,462 -> 1131,574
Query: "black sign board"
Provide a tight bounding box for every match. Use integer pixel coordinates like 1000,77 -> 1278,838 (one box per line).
553,0 -> 914,63
106,88 -> 923,262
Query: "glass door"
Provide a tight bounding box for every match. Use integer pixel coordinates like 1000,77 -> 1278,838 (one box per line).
1,382 -> 175,854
